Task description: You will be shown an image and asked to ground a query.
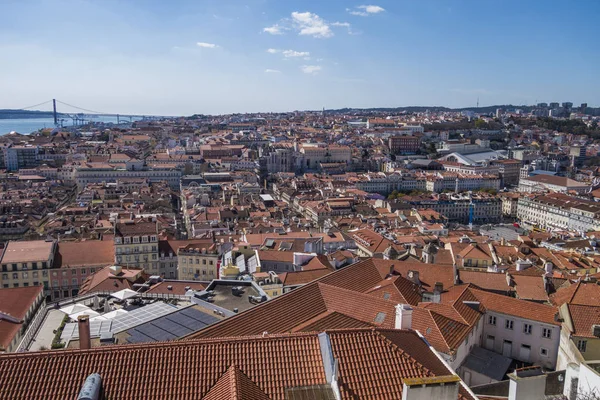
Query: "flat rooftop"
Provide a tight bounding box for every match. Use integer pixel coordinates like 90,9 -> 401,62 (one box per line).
197,281 -> 263,313
1,240 -> 54,264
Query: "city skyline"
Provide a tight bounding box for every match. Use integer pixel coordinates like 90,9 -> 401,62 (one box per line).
1,0 -> 599,115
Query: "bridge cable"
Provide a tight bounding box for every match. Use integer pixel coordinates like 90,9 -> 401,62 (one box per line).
16,100 -> 53,110
55,100 -> 111,115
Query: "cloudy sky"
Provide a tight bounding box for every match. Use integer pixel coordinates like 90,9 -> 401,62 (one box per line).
1,0 -> 598,115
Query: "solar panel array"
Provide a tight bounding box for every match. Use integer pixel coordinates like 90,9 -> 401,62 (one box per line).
125,307 -> 219,344
111,302 -> 178,333
60,302 -> 180,341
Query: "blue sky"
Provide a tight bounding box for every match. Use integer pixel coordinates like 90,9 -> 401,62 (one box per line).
1,0 -> 598,115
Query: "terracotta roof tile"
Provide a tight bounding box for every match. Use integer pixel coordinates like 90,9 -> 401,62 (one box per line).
512,275 -> 549,302
551,281 -> 600,307
567,304 -> 600,338
470,288 -> 560,326
203,365 -> 269,400
0,329 -> 474,400
458,270 -> 512,293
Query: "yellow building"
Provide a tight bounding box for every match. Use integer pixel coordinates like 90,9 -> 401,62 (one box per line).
0,240 -> 56,291
177,244 -> 220,281
114,220 -> 159,274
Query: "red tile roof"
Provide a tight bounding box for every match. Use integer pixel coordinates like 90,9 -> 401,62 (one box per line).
458,270 -> 512,293
512,275 -> 549,302
54,240 -> 115,268
365,275 -> 422,306
79,266 -> 146,295
550,281 -> 600,307
203,365 -> 269,400
0,286 -> 43,350
147,280 -> 209,295
0,328 -> 474,400
566,304 -> 600,338
470,288 -> 560,326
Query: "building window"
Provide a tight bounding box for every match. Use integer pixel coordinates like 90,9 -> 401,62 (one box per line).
505,320 -> 514,330
32,262 -> 38,270
72,269 -> 77,275
1,273 -> 7,280
22,272 -> 28,279
488,315 -> 496,325
540,347 -> 548,357
542,328 -> 552,339
33,272 -> 39,278
523,324 -> 532,335
577,340 -> 587,353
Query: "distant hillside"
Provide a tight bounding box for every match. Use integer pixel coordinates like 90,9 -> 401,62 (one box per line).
0,109 -> 56,119
326,105 -> 533,114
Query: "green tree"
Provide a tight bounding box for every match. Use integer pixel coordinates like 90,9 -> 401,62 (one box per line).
475,119 -> 487,129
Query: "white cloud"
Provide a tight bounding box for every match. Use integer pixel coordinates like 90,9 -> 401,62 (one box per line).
282,50 -> 310,58
196,42 -> 218,48
301,65 -> 322,74
263,24 -> 285,35
331,21 -> 353,34
267,49 -> 311,58
265,69 -> 281,73
347,5 -> 385,16
332,22 -> 350,28
291,11 -> 333,38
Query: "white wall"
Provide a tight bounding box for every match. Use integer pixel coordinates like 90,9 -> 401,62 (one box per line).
482,311 -> 560,369
578,363 -> 600,399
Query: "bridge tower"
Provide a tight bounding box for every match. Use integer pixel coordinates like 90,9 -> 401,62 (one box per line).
52,99 -> 58,126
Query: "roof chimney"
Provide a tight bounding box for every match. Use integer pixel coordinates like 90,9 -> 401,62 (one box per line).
508,367 -> 546,400
402,375 -> 460,400
78,315 -> 91,350
395,304 -> 413,330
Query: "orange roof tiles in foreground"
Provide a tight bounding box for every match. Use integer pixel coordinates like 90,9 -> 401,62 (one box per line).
0,286 -> 43,350
0,328 -> 475,400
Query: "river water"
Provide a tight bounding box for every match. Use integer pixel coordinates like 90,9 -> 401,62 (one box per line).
0,116 -> 143,135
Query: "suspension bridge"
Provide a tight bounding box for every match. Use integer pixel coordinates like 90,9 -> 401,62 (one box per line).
14,99 -> 173,127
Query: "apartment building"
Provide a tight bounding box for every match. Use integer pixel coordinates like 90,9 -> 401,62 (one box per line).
518,174 -> 589,194
499,192 -> 520,218
492,159 -> 521,186
300,144 -> 351,170
0,240 -> 56,291
177,244 -> 220,281
114,220 -> 159,274
474,289 -> 561,369
517,193 -> 600,232
2,145 -> 39,171
73,163 -> 182,189
388,135 -> 421,154
399,195 -> 502,224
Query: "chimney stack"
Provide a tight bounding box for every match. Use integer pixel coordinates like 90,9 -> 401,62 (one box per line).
395,304 -> 413,330
508,367 -> 546,400
402,375 -> 460,400
78,315 -> 91,350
